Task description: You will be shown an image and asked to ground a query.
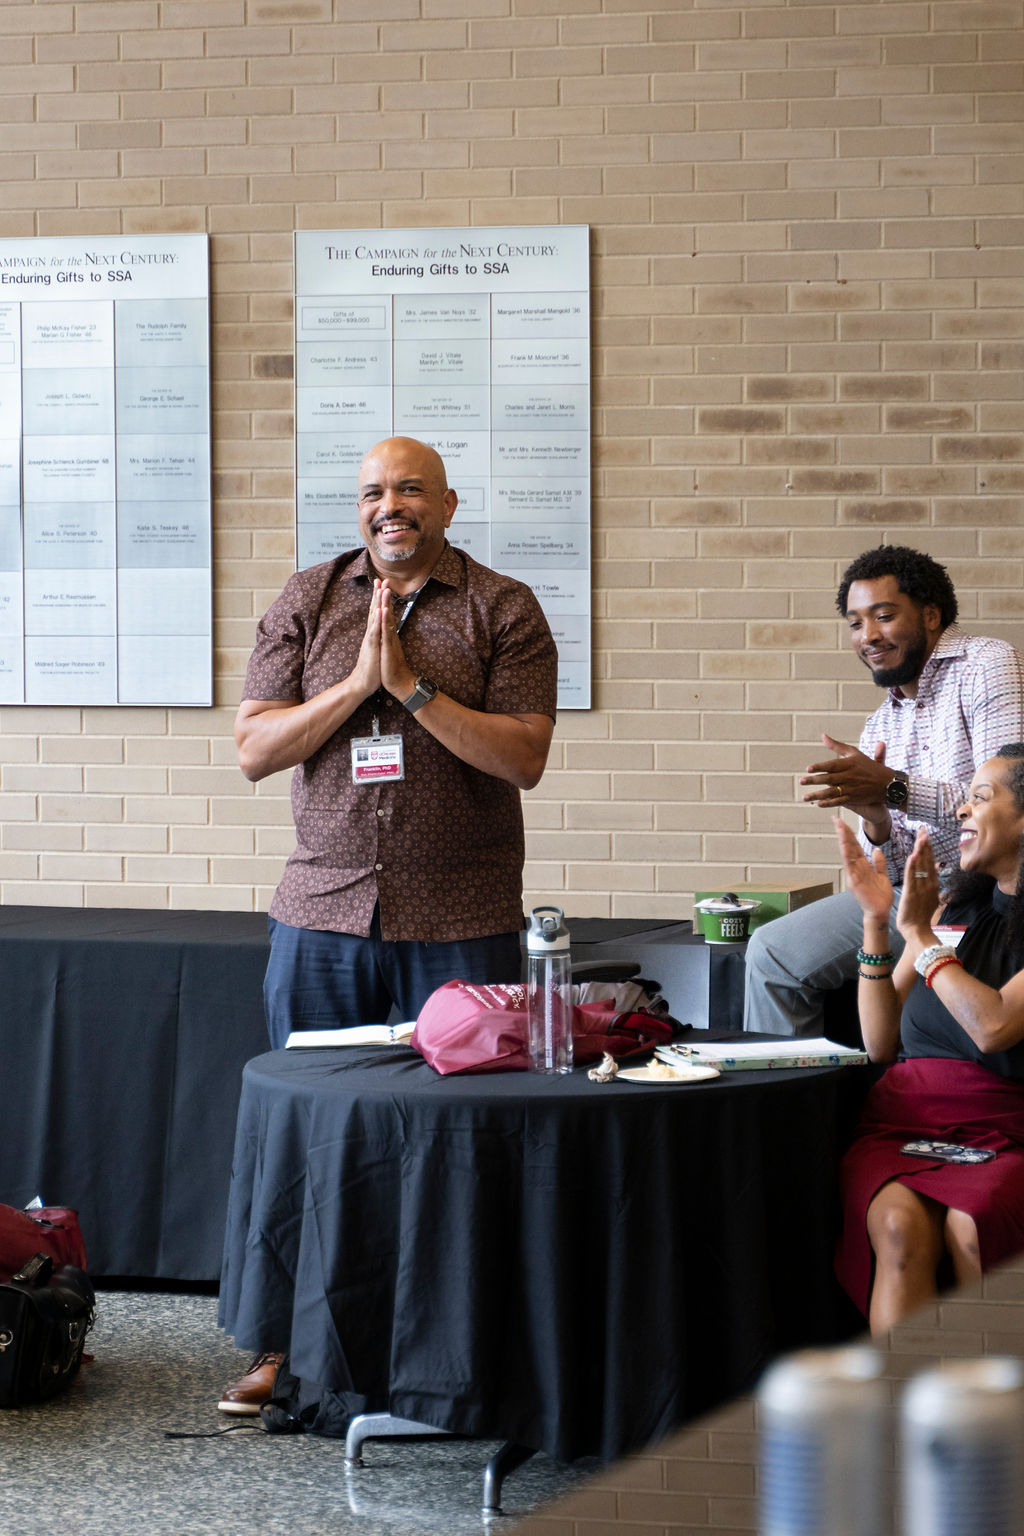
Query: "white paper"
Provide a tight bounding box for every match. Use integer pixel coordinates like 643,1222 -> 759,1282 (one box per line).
285,1021 -> 416,1048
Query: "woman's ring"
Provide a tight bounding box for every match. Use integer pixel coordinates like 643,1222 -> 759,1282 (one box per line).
914,871 -> 929,880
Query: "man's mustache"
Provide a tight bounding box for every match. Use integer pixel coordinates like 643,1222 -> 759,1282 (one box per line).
371,515 -> 418,534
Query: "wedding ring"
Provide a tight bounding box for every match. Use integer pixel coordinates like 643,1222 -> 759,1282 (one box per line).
914,872 -> 929,880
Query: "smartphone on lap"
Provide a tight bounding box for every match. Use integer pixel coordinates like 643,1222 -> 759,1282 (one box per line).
900,1140 -> 995,1165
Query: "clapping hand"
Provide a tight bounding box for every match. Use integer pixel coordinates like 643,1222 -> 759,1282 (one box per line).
895,827 -> 941,945
802,736 -> 889,816
834,815 -> 894,923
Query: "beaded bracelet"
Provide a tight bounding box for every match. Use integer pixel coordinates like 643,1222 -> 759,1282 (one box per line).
856,948 -> 895,966
858,969 -> 894,981
924,954 -> 964,989
914,942 -> 957,978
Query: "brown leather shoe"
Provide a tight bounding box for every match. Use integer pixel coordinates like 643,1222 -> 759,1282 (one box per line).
217,1351 -> 284,1415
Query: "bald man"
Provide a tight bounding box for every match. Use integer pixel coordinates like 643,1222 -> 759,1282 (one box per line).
224,438 -> 558,1411
235,435 -> 558,1049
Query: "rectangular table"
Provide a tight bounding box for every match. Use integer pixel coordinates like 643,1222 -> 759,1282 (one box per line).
0,906 -> 272,1280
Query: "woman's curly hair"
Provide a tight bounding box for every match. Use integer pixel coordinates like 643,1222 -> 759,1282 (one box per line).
941,743 -> 1024,965
836,545 -> 958,628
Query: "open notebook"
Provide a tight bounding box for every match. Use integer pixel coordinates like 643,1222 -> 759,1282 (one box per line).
285,1021 -> 416,1049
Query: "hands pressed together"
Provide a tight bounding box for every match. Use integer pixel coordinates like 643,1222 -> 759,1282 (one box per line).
351,578 -> 418,706
234,579 -> 422,783
237,571 -> 553,791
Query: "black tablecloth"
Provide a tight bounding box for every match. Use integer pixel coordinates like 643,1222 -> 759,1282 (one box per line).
219,1046 -> 867,1462
0,907 -> 711,1283
0,906 -> 271,1279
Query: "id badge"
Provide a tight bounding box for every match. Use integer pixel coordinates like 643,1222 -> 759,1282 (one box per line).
351,733 -> 405,783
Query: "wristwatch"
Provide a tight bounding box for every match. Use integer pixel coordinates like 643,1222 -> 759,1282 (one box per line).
884,771 -> 910,810
402,676 -> 438,714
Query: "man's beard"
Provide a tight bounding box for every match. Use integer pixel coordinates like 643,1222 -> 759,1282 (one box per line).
370,520 -> 423,562
865,626 -> 929,689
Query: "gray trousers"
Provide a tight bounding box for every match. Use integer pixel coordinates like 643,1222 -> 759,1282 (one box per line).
742,889 -> 904,1037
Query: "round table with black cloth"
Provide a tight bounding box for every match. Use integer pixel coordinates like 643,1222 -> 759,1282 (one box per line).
218,1045 -> 867,1463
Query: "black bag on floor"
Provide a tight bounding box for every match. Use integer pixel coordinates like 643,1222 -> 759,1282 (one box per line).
0,1252 -> 95,1408
259,1353 -> 353,1438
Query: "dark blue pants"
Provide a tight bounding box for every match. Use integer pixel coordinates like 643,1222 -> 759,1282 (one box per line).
263,913 -> 523,1050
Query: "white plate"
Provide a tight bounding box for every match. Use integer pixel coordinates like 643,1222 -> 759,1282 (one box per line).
617,1064 -> 721,1085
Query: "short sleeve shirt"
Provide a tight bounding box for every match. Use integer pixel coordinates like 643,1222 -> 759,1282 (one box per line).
242,543 -> 558,942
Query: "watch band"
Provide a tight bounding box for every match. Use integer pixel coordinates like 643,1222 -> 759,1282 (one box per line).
884,771 -> 910,810
402,677 -> 438,714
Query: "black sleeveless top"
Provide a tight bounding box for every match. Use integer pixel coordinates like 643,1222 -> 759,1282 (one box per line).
900,886 -> 1024,1079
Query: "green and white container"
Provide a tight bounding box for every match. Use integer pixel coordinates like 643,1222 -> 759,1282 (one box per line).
694,894 -> 761,943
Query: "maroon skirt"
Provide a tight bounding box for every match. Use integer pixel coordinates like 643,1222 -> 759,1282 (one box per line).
835,1056 -> 1024,1316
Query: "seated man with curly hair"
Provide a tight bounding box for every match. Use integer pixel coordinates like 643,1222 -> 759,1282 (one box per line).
744,544 -> 1024,1038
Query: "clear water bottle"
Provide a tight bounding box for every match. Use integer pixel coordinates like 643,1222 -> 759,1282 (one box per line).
526,905 -> 572,1074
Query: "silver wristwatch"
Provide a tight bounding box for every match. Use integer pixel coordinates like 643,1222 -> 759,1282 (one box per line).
402,677 -> 438,714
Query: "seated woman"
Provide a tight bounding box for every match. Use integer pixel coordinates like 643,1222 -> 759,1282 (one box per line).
834,743 -> 1024,1335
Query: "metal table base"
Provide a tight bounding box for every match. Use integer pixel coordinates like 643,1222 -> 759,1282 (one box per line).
344,1412 -> 537,1515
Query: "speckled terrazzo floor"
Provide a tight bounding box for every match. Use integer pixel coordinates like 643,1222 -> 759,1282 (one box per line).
0,1290 -> 598,1536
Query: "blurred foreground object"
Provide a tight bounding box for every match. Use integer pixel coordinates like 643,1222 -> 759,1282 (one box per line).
758,1345 -> 884,1536
901,1357 -> 1024,1536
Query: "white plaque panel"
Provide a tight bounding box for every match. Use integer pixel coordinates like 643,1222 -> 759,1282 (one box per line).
0,235 -> 211,705
294,226 -> 591,708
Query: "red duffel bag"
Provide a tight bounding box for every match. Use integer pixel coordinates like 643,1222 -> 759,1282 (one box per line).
411,979 -> 676,1075
0,1205 -> 87,1284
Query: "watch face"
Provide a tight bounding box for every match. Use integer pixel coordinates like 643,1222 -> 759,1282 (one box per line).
404,677 -> 438,713
885,777 -> 909,809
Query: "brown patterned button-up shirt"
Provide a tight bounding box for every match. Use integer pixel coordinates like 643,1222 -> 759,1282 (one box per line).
243,543 -> 558,942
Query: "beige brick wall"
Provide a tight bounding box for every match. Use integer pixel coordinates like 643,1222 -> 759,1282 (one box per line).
0,0 -> 1021,914
511,1251 -> 1024,1536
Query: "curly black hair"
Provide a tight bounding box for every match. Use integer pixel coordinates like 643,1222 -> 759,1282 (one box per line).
941,743 -> 1024,966
836,544 -> 958,628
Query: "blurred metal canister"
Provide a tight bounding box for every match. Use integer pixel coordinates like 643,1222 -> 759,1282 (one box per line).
758,1346 -> 886,1536
901,1357 -> 1024,1536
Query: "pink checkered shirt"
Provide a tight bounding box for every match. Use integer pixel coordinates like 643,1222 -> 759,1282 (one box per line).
857,625 -> 1024,882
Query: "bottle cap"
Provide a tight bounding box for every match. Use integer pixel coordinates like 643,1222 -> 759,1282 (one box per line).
526,905 -> 570,955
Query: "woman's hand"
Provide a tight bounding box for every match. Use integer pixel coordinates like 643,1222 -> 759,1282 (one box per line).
895,826 -> 941,946
834,815 -> 894,922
